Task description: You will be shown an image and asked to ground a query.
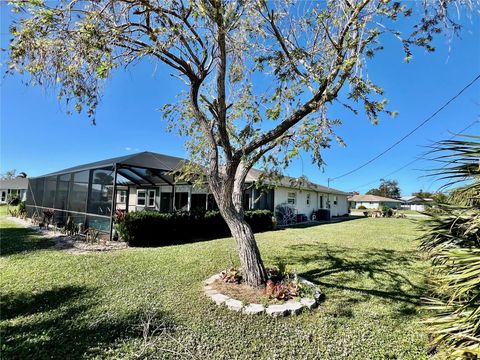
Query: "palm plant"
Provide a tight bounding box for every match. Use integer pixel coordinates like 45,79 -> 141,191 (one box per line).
421,135 -> 480,358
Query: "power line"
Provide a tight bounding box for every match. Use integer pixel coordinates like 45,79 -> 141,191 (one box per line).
330,74 -> 480,181
351,119 -> 480,191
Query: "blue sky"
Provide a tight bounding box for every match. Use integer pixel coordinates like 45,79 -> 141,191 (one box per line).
1,5 -> 479,196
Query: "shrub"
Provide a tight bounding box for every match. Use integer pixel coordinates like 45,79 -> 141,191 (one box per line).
18,201 -> 26,214
117,209 -> 273,247
381,205 -> 393,217
357,205 -> 367,210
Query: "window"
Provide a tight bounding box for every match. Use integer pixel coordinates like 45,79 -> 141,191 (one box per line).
333,196 -> 338,205
1,191 -> 5,202
148,190 -> 156,207
287,192 -> 296,205
117,190 -> 127,203
137,190 -> 146,206
306,193 -> 311,206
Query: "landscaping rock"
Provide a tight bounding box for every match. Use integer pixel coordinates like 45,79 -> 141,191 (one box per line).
314,290 -> 324,302
204,289 -> 219,297
266,304 -> 289,317
285,300 -> 304,315
300,298 -> 317,310
204,273 -> 222,285
210,293 -> 230,305
243,303 -> 265,315
225,298 -> 243,312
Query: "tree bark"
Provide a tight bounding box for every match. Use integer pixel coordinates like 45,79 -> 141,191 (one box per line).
210,172 -> 267,287
221,204 -> 267,287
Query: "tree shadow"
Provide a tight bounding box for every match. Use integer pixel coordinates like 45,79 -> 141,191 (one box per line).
274,243 -> 426,308
1,285 -> 175,359
0,226 -> 53,257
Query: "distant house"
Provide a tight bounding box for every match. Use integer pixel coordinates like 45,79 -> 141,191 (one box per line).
0,178 -> 28,204
348,194 -> 402,209
400,196 -> 433,211
25,151 -> 350,234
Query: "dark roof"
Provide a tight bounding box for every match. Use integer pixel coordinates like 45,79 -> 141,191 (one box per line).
34,151 -> 348,195
348,194 -> 402,203
0,178 -> 28,190
38,151 -> 187,177
245,168 -> 348,195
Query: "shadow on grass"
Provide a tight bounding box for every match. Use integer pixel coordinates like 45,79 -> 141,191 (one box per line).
0,226 -> 53,257
1,285 -> 174,359
274,243 -> 426,307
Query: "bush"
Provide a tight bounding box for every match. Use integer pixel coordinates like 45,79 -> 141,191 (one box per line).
357,205 -> 367,210
381,205 -> 393,217
18,201 -> 26,214
117,209 -> 273,247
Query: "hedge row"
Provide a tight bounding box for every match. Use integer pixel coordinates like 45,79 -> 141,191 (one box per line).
116,210 -> 274,247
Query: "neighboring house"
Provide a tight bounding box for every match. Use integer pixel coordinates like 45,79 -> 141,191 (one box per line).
348,194 -> 402,209
400,196 -> 433,211
25,151 -> 349,233
0,178 -> 28,204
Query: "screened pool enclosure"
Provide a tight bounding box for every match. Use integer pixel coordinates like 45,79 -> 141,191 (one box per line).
26,151 -> 275,238
26,152 -> 193,236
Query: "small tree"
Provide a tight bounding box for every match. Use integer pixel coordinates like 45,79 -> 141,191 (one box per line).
7,0 -> 475,286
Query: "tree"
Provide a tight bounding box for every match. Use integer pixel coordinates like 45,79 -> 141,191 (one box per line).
420,135 -> 480,358
1,169 -> 17,180
366,179 -> 401,199
412,190 -> 433,199
7,0 -> 474,286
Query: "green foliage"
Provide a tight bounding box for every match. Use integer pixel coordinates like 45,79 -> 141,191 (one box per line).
117,210 -> 273,247
357,205 -> 367,210
1,213 -> 429,358
367,179 -> 401,199
420,135 -> 480,358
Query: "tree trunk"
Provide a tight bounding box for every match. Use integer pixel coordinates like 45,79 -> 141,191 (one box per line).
221,205 -> 267,287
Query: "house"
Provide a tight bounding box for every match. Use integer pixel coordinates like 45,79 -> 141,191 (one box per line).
0,178 -> 28,204
348,194 -> 402,209
400,196 -> 433,211
24,151 -> 349,235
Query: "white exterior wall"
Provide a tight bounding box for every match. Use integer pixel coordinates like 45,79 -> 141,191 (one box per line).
0,189 -> 27,204
352,201 -> 401,209
274,186 -> 349,218
126,184 -> 210,212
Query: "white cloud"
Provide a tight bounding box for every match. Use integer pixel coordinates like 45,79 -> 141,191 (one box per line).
125,147 -> 132,151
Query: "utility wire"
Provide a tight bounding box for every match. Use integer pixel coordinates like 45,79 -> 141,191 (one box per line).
351,119 -> 480,191
330,74 -> 480,181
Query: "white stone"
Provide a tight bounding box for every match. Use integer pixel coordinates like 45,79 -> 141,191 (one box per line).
300,298 -> 317,310
314,290 -> 323,302
285,300 -> 304,315
225,298 -> 243,312
204,289 -> 219,297
210,293 -> 230,305
266,304 -> 289,317
243,303 -> 265,315
204,273 -> 222,285
298,277 -> 315,286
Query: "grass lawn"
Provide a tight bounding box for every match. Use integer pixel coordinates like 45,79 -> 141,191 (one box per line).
0,213 -> 430,359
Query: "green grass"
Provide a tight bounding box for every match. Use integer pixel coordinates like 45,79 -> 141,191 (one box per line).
0,214 -> 430,359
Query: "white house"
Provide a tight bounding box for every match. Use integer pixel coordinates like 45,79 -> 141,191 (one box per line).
25,151 -> 350,233
348,194 -> 402,209
400,196 -> 433,211
0,178 -> 28,204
